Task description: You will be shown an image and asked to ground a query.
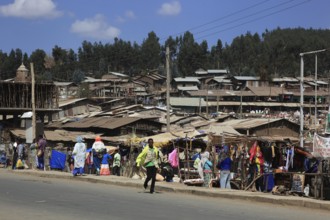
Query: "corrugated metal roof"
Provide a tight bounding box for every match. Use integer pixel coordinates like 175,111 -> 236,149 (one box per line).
292,90 -> 329,96
187,90 -> 254,97
272,77 -> 298,82
149,73 -> 165,80
207,69 -> 228,74
316,80 -> 328,85
219,118 -> 283,130
109,71 -> 129,78
306,81 -> 328,86
207,124 -> 242,136
146,75 -> 158,80
59,98 -> 88,107
306,82 -> 317,86
170,97 -> 206,107
83,77 -> 110,83
174,77 -> 201,83
62,117 -> 142,130
177,86 -> 199,91
100,98 -> 124,104
152,73 -> 166,79
206,101 -> 327,108
191,120 -> 212,128
246,86 -> 284,96
54,82 -> 77,86
234,76 -> 260,81
10,129 -> 100,142
212,77 -> 232,83
195,68 -> 207,75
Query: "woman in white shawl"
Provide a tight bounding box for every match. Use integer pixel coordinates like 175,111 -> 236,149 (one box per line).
199,151 -> 213,187
72,136 -> 86,176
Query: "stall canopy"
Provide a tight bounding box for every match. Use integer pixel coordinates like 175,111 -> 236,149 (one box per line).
140,129 -> 207,147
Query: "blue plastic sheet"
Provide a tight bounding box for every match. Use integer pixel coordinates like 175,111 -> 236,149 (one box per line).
50,150 -> 66,170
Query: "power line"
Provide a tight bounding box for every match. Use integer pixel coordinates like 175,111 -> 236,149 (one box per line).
165,0 -> 272,39
192,0 -> 297,37
195,0 -> 311,41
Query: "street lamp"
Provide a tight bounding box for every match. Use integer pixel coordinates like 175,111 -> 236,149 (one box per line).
299,49 -> 327,149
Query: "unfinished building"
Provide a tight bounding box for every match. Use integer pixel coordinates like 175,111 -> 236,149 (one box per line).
0,63 -> 60,124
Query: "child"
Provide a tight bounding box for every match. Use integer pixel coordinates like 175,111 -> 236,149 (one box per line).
85,151 -> 93,174
100,153 -> 112,175
67,152 -> 74,172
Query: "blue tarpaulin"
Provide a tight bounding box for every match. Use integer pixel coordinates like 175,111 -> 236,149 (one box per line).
50,150 -> 66,170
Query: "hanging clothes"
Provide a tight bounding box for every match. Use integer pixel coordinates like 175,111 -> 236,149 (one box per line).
255,146 -> 264,175
168,148 -> 178,168
285,146 -> 294,171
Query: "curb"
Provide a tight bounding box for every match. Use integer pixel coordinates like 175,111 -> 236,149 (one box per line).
5,169 -> 330,211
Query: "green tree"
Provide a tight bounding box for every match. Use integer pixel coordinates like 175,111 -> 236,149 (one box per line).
78,41 -> 94,73
30,49 -> 46,76
52,45 -> 67,65
41,71 -> 52,81
0,51 -> 8,79
140,31 -> 161,71
177,31 -> 203,76
210,39 -> 223,69
72,69 -> 85,84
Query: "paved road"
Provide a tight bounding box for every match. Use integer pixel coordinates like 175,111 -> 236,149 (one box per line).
0,172 -> 329,220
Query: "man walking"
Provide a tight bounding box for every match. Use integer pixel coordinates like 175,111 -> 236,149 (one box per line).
136,138 -> 159,194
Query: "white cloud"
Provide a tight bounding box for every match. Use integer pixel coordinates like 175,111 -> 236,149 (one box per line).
125,10 -> 136,19
71,14 -> 120,40
0,0 -> 62,19
158,1 -> 181,16
116,10 -> 136,23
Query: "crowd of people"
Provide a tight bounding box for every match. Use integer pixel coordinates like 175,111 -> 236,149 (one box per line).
7,135 -> 122,178
6,135 -> 310,193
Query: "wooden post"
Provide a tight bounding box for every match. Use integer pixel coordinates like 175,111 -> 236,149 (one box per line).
321,161 -> 324,200
30,63 -> 36,142
176,142 -> 182,182
166,46 -> 171,132
185,133 -> 188,180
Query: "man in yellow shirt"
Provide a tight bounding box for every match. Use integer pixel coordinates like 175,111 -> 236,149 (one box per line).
136,138 -> 159,194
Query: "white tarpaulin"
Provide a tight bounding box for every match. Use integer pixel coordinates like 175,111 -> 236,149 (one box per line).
313,133 -> 330,158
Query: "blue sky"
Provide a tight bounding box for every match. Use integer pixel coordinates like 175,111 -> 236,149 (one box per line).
0,0 -> 329,55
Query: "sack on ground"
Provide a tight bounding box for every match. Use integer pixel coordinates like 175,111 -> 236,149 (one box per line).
16,159 -> 24,169
156,173 -> 164,181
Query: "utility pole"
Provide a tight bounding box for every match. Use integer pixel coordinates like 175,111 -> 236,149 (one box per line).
216,94 -> 219,113
314,54 -> 318,129
30,63 -> 36,141
206,85 -> 209,117
299,49 -> 327,149
299,54 -> 304,149
240,86 -> 243,119
166,46 -> 171,132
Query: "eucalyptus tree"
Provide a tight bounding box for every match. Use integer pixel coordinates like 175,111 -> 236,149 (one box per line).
210,39 -> 223,69
78,41 -> 94,73
30,49 -> 47,77
163,36 -> 180,77
177,31 -> 205,76
72,69 -> 85,84
140,31 -> 161,72
51,46 -> 77,81
0,51 -> 9,79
